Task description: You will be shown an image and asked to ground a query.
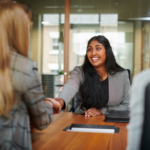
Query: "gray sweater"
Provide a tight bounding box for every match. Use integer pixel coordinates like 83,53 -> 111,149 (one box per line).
0,52 -> 53,150
59,66 -> 130,114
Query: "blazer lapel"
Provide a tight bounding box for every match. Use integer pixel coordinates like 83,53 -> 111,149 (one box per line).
108,73 -> 119,106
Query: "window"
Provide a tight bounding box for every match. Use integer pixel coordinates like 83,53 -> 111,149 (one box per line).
52,38 -> 59,50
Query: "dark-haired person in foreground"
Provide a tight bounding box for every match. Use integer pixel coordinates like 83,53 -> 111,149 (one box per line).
127,69 -> 150,150
56,35 -> 130,116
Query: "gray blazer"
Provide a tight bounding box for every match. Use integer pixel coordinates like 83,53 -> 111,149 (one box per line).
0,52 -> 53,150
127,69 -> 150,150
59,66 -> 130,114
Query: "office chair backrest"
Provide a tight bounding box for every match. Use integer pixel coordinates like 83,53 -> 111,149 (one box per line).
140,83 -> 150,150
69,93 -> 81,112
126,69 -> 131,83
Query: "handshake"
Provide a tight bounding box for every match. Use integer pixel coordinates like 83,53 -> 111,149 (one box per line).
44,98 -> 65,115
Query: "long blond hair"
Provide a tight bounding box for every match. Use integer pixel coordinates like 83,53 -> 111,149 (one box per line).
0,0 -> 29,116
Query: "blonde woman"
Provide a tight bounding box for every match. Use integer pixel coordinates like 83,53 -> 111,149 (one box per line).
0,1 -> 60,150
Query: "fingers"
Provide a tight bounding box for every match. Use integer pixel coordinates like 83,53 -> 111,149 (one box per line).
46,98 -> 60,108
53,100 -> 61,108
45,97 -> 63,115
53,108 -> 60,115
55,97 -> 59,101
84,108 -> 92,112
54,98 -> 64,114
84,108 -> 93,116
85,112 -> 95,117
84,108 -> 101,117
85,109 -> 94,117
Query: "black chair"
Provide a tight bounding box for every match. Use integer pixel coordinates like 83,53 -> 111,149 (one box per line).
126,69 -> 131,82
140,83 -> 150,150
69,93 -> 81,112
69,69 -> 131,112
126,69 -> 131,84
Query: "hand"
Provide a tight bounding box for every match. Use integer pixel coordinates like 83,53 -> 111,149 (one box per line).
54,98 -> 65,114
45,98 -> 61,115
84,108 -> 102,117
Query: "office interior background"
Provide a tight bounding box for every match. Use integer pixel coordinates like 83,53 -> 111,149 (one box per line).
15,0 -> 150,99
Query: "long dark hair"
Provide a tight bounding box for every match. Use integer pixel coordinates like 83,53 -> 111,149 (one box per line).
79,35 -> 124,110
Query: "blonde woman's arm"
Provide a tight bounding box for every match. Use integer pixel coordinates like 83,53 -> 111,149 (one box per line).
23,62 -> 60,130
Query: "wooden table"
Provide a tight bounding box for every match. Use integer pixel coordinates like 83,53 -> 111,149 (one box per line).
32,112 -> 128,150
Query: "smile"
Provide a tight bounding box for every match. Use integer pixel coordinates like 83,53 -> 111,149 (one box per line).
91,58 -> 100,62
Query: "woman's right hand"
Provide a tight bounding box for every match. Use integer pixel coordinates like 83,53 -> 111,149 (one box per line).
45,98 -> 61,114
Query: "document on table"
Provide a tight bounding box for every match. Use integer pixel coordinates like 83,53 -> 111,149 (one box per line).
67,127 -> 114,133
63,124 -> 119,133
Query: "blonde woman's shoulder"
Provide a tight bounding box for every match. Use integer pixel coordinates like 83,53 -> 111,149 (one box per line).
11,52 -> 38,75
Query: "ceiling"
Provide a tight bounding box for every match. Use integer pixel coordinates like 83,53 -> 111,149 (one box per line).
14,0 -> 150,20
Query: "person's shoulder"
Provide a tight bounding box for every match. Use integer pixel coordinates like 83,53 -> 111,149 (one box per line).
133,69 -> 150,82
72,66 -> 83,75
111,69 -> 127,77
73,66 -> 82,70
11,52 -> 37,76
131,69 -> 150,93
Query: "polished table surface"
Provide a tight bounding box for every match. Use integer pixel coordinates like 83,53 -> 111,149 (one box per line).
32,112 -> 128,150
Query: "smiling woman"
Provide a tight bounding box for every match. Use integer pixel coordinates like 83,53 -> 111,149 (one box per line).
55,35 -> 130,117
87,40 -> 107,70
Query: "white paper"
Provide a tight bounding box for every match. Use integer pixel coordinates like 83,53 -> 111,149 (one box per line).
67,127 -> 115,133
